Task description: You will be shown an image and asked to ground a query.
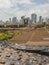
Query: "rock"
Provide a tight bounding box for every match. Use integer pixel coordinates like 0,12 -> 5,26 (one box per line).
0,59 -> 5,64
47,64 -> 49,65
25,61 -> 31,65
29,59 -> 33,63
6,48 -> 10,51
19,51 -> 22,56
38,61 -> 42,65
43,58 -> 47,62
6,53 -> 11,57
0,50 -> 2,53
17,56 -> 22,60
1,48 -> 4,50
17,50 -> 20,53
0,53 -> 2,57
0,42 -> 49,65
22,63 -> 25,65
10,62 -> 15,65
32,57 -> 37,61
22,53 -> 29,60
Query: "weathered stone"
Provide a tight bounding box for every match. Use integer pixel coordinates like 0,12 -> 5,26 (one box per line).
0,40 -> 49,65
38,61 -> 42,65
25,61 -> 31,65
17,56 -> 22,60
10,62 -> 15,65
17,50 -> 20,53
6,53 -> 11,57
0,59 -> 5,64
47,64 -> 49,65
0,50 -> 2,53
43,58 -> 47,62
0,53 -> 2,57
19,51 -> 22,56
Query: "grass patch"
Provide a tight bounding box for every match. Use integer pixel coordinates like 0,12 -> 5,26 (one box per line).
0,33 -> 13,40
0,31 -> 21,40
14,31 -> 21,36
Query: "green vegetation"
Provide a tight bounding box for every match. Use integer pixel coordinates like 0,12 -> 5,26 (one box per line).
0,31 -> 21,40
0,33 -> 13,40
14,31 -> 21,36
42,22 -> 46,26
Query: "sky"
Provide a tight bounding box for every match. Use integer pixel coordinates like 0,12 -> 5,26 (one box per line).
0,0 -> 49,21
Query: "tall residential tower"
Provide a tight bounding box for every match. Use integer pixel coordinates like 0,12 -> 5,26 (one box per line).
31,13 -> 37,23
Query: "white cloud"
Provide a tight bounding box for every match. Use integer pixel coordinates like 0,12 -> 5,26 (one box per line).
15,0 -> 31,4
0,0 -> 11,8
0,0 -> 49,21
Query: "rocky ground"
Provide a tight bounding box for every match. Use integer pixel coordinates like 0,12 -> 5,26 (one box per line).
0,42 -> 49,65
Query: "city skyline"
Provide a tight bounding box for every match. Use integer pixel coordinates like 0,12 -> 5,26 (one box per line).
0,13 -> 48,22
0,0 -> 49,21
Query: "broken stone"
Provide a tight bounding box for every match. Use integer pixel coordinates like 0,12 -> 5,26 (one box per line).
6,53 -> 11,57
0,59 -> 5,64
0,53 -> 2,57
47,64 -> 49,65
17,56 -> 22,60
10,62 -> 15,65
0,50 -> 2,53
38,61 -> 42,65
42,58 -> 47,62
17,50 -> 20,53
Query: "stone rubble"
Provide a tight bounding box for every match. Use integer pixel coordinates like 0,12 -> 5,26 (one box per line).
0,41 -> 49,65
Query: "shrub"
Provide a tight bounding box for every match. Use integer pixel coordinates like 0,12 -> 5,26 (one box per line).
0,33 -> 13,40
14,31 -> 21,36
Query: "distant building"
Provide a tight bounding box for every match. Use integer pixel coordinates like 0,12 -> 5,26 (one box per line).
19,20 -> 24,27
20,16 -> 29,26
9,18 -> 11,22
0,20 -> 4,25
21,16 -> 25,20
24,18 -> 29,26
0,20 -> 4,27
27,17 -> 30,24
39,16 -> 42,23
31,13 -> 37,23
12,17 -> 17,25
42,18 -> 44,22
46,18 -> 49,22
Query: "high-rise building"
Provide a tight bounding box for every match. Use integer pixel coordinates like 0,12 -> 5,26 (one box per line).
9,18 -> 11,22
20,16 -> 29,26
12,17 -> 17,24
46,18 -> 49,22
21,16 -> 25,20
31,13 -> 37,23
0,20 -> 4,25
39,16 -> 42,23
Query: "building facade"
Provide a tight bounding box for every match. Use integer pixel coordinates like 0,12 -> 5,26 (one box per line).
39,16 -> 42,23
12,17 -> 17,25
31,13 -> 37,23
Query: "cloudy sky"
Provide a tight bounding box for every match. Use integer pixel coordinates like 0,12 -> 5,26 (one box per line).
0,0 -> 49,21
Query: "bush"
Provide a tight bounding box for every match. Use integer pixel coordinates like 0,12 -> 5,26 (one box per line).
14,31 -> 21,36
0,33 -> 13,40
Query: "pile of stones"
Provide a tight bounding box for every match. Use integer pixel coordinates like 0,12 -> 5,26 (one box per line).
0,41 -> 49,65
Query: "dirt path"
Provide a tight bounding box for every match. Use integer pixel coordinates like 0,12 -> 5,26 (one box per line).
26,41 -> 49,46
10,29 -> 35,43
29,28 -> 49,41
9,28 -> 49,46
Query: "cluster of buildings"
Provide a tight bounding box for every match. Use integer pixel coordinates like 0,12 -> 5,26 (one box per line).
0,13 -> 49,27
